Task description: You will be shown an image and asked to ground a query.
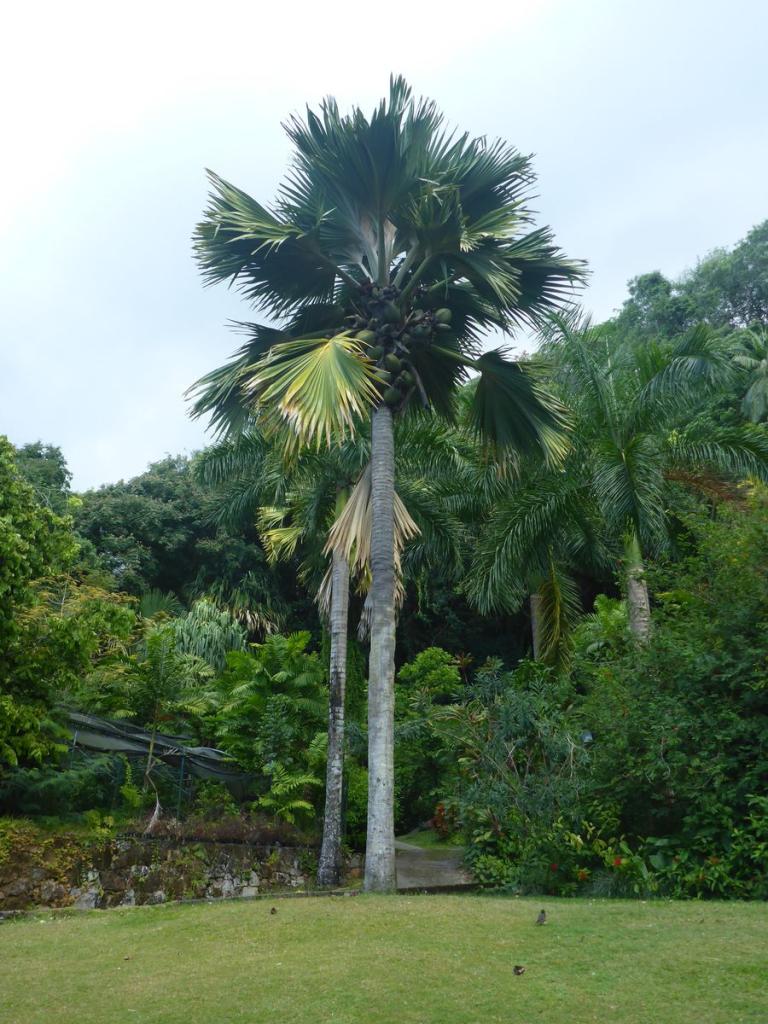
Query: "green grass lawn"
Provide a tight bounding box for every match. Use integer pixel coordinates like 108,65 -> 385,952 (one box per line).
2,895 -> 766,1024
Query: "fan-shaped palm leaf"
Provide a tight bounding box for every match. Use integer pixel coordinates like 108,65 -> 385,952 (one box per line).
246,334 -> 381,447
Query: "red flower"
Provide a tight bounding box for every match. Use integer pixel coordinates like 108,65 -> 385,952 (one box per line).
613,856 -> 623,867
550,862 -> 558,872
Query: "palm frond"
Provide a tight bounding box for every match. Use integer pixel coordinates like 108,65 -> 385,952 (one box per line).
634,324 -> 733,411
665,424 -> 768,484
247,334 -> 381,447
194,171 -> 354,317
592,433 -> 667,551
535,560 -> 581,668
318,464 -> 419,623
464,349 -> 571,462
186,324 -> 286,435
467,470 -> 587,614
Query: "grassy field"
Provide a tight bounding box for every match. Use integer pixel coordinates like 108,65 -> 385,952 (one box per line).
2,895 -> 766,1024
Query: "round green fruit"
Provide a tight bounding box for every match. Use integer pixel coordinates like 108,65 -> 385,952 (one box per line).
435,308 -> 452,324
382,302 -> 401,324
383,387 -> 402,407
356,329 -> 377,344
399,370 -> 415,387
384,353 -> 402,372
368,345 -> 384,360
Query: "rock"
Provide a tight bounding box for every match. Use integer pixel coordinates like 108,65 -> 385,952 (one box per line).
113,844 -> 143,869
39,880 -> 66,903
72,888 -> 100,910
2,878 -> 30,897
100,871 -> 128,893
2,838 -> 317,911
141,870 -> 163,890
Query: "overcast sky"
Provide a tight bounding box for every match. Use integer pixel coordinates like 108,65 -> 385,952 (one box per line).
2,0 -> 766,490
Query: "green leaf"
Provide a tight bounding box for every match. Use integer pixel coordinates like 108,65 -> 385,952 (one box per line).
468,349 -> 571,462
248,334 -> 382,447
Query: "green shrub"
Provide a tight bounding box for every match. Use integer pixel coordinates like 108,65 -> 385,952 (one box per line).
192,780 -> 240,820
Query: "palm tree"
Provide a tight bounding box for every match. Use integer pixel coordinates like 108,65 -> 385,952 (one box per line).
733,327 -> 768,422
196,423 -> 463,884
542,317 -> 768,640
467,462 -> 607,665
192,77 -> 582,890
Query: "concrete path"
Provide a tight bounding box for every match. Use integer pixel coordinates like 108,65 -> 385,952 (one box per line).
395,838 -> 473,890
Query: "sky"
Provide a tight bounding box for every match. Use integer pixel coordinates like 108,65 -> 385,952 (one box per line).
2,0 -> 766,491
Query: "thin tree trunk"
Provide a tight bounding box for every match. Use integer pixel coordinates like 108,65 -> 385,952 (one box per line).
317,548 -> 350,887
530,591 -> 543,660
143,724 -> 157,792
625,532 -> 651,642
143,723 -> 162,834
364,403 -> 397,892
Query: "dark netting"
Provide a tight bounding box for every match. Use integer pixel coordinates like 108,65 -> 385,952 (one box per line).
66,712 -> 253,800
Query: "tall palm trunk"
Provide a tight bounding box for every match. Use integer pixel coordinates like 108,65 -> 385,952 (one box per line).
364,403 -> 397,892
530,590 -> 543,660
625,532 -> 651,642
317,548 -> 350,887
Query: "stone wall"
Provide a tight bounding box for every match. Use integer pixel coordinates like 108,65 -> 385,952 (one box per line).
0,833 -> 319,912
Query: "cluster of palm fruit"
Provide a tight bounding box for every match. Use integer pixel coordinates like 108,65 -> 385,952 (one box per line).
348,281 -> 453,409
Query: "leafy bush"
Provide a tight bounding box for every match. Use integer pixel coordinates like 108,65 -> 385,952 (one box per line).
192,780 -> 240,820
343,761 -> 368,848
394,648 -> 463,832
564,494 -> 768,896
441,658 -> 587,890
255,764 -> 321,826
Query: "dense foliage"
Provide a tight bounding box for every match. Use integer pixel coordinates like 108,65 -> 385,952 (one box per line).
3,160 -> 768,896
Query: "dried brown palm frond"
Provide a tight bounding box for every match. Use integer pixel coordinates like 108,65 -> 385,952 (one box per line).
316,464 -> 420,632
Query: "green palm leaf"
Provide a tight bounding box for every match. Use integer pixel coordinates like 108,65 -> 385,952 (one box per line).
247,334 -> 382,447
465,350 -> 571,462
535,559 -> 581,668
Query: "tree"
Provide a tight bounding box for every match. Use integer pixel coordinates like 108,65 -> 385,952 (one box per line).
0,437 -> 136,772
1,438 -> 73,769
75,454 -> 292,632
544,318 -> 768,639
467,462 -> 605,665
612,272 -> 695,339
196,422 -> 463,885
680,220 -> 768,329
609,220 -> 768,339
192,77 -> 582,890
733,327 -> 768,423
13,441 -> 72,515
